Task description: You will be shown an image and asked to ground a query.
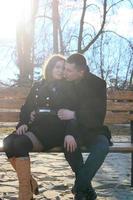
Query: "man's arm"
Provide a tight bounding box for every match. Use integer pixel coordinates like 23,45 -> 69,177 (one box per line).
58,79 -> 106,129
58,110 -> 79,152
75,79 -> 107,129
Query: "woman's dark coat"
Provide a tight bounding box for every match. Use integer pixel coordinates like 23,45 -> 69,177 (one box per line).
16,79 -> 79,149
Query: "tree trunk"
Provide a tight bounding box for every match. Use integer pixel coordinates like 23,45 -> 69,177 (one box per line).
16,0 -> 38,86
52,0 -> 59,53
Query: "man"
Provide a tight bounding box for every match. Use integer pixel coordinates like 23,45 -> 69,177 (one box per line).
58,53 -> 111,200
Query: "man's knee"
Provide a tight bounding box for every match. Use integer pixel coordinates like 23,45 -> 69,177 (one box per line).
96,135 -> 109,154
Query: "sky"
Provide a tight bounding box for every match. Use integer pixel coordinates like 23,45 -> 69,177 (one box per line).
0,0 -> 17,40
0,0 -> 132,84
107,7 -> 133,38
0,0 -> 132,39
0,0 -> 33,40
0,0 -> 32,84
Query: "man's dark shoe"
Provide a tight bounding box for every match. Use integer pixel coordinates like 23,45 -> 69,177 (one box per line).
72,184 -> 97,200
85,187 -> 97,200
74,191 -> 86,200
71,180 -> 97,200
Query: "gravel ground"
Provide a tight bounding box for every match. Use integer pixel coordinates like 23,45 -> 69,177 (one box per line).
0,126 -> 132,199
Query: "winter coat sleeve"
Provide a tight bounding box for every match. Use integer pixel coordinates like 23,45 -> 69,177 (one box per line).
75,77 -> 107,130
64,119 -> 80,139
16,82 -> 41,129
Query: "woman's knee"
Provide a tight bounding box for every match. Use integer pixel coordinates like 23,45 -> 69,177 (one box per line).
13,135 -> 33,157
3,133 -> 18,158
3,133 -> 17,151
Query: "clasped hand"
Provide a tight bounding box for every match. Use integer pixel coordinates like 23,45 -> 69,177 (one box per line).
57,109 -> 75,120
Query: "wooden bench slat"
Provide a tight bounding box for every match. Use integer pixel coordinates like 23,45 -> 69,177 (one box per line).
45,143 -> 133,153
0,99 -> 24,109
105,112 -> 133,124
0,90 -> 132,100
0,88 -> 133,100
2,89 -> 133,100
107,90 -> 133,100
0,111 -> 133,123
0,112 -> 19,122
107,101 -> 133,111
0,143 -> 133,153
109,143 -> 133,153
1,100 -> 133,111
0,87 -> 30,98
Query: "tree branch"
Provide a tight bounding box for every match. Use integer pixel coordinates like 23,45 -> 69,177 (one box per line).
79,0 -> 107,53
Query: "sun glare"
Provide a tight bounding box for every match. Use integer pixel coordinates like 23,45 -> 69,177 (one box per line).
0,0 -> 32,39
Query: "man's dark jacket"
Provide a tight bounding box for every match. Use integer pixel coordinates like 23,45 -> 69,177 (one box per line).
72,72 -> 111,144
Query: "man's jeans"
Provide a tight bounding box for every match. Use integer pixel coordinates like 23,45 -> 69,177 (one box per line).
64,135 -> 109,192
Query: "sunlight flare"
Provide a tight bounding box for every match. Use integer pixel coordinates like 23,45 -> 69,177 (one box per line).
0,0 -> 32,39
0,140 -> 3,149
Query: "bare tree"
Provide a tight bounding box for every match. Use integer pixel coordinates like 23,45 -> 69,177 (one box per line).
12,0 -> 132,88
78,0 -> 107,53
52,0 -> 59,53
16,0 -> 38,86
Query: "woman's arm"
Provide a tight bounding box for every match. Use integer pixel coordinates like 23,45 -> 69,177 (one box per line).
16,81 -> 43,129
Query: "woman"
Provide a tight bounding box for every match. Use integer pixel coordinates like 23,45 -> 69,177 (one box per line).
3,54 -> 78,200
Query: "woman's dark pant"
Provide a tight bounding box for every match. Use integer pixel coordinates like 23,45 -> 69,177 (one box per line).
3,133 -> 33,158
64,135 -> 109,192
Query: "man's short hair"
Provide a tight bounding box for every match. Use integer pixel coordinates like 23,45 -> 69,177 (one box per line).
67,53 -> 89,72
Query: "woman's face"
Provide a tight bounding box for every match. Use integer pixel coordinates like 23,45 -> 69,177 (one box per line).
52,60 -> 65,80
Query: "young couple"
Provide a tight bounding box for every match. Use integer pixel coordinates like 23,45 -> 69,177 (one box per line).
3,53 -> 111,200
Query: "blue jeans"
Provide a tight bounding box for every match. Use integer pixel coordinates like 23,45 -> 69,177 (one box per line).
64,135 -> 109,192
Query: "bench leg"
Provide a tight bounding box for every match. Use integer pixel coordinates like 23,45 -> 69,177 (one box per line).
131,121 -> 133,187
131,153 -> 133,187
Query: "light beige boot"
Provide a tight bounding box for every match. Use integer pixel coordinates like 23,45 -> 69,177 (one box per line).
8,157 -> 16,170
15,157 -> 33,200
8,157 -> 39,195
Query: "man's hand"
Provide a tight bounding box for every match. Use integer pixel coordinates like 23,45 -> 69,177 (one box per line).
64,135 -> 77,152
16,124 -> 28,135
57,109 -> 75,120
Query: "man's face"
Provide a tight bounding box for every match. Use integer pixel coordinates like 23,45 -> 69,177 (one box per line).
64,63 -> 84,81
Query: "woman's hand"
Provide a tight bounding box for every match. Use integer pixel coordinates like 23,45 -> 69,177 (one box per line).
64,135 -> 77,152
30,110 -> 36,122
16,124 -> 28,135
